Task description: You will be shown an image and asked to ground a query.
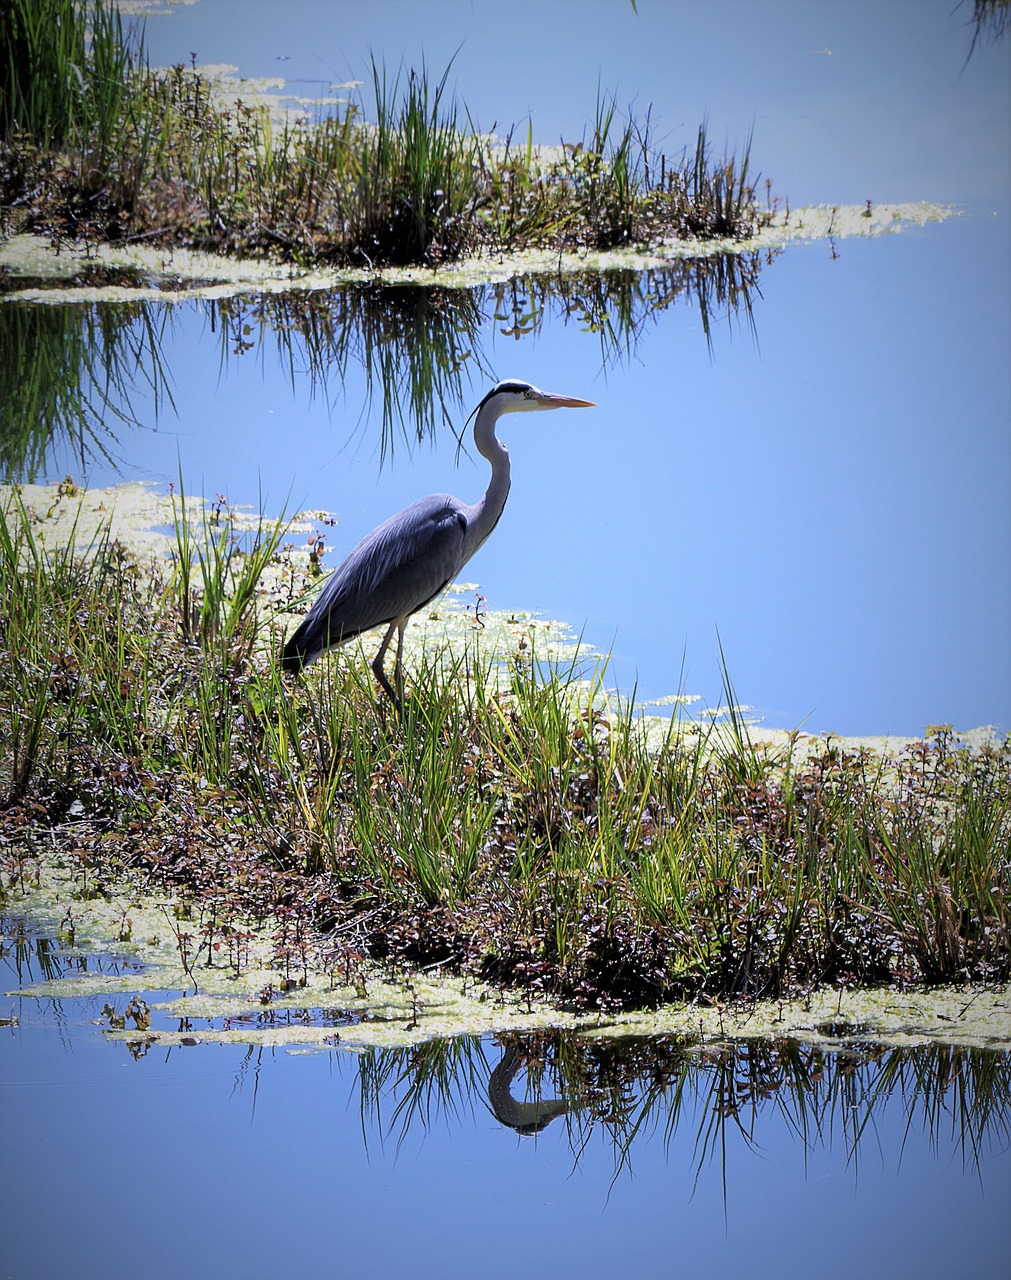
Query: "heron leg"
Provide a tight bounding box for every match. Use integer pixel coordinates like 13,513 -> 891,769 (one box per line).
371,620 -> 403,709
393,621 -> 407,704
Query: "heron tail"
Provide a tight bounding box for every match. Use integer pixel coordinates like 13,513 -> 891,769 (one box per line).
280,637 -> 307,674
280,619 -> 317,674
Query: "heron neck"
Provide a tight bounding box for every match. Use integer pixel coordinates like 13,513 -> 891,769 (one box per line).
462,398 -> 512,562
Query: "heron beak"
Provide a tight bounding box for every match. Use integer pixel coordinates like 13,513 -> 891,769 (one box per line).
538,393 -> 596,408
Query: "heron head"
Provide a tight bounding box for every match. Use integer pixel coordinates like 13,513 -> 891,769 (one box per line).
483,379 -> 596,414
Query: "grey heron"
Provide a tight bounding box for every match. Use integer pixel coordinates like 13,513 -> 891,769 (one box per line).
281,378 -> 595,702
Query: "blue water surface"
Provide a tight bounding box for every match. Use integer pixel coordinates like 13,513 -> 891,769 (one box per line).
34,0 -> 1008,736
2,929 -> 1010,1280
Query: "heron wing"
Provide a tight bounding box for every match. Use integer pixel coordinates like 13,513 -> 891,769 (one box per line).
284,495 -> 467,665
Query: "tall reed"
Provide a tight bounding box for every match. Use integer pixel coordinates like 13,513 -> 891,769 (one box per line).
0,0 -> 140,154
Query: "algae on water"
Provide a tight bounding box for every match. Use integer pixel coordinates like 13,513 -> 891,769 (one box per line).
0,203 -> 955,304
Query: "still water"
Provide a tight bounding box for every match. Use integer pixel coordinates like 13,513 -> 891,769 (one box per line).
2,918 -> 1010,1280
3,0 -> 1009,737
6,210 -> 1009,736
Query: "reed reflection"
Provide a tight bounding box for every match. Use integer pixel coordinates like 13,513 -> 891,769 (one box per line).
1,251 -> 770,483
1,914 -> 145,985
493,251 -> 767,362
0,300 -> 174,482
4,921 -> 1008,1185
355,1029 -> 1011,1185
966,0 -> 1011,59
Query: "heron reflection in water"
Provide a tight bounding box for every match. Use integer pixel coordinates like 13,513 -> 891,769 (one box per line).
281,379 -> 595,703
487,1043 -> 572,1136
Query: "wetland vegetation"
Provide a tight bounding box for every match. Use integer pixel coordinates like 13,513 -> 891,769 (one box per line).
1,486 -> 1008,1012
1,0 -> 772,273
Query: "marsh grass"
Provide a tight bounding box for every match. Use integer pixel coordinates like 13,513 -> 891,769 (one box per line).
166,479 -> 289,655
1,493 -> 1009,1009
1,0 -> 772,267
0,0 -> 137,155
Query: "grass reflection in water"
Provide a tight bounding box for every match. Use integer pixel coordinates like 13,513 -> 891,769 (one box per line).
0,252 -> 768,482
9,911 -> 1004,1193
353,1029 -> 1011,1188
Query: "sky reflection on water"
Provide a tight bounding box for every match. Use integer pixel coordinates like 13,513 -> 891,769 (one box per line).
2,921 -> 1010,1280
22,206 -> 1009,736
6,0 -> 1009,739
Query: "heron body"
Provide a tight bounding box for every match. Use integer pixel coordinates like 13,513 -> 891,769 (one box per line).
281,379 -> 595,702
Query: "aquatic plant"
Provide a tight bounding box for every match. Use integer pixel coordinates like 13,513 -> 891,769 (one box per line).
0,0 -> 772,266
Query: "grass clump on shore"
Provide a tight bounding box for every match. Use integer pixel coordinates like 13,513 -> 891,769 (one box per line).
1,488 -> 1009,1012
0,0 -> 773,270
